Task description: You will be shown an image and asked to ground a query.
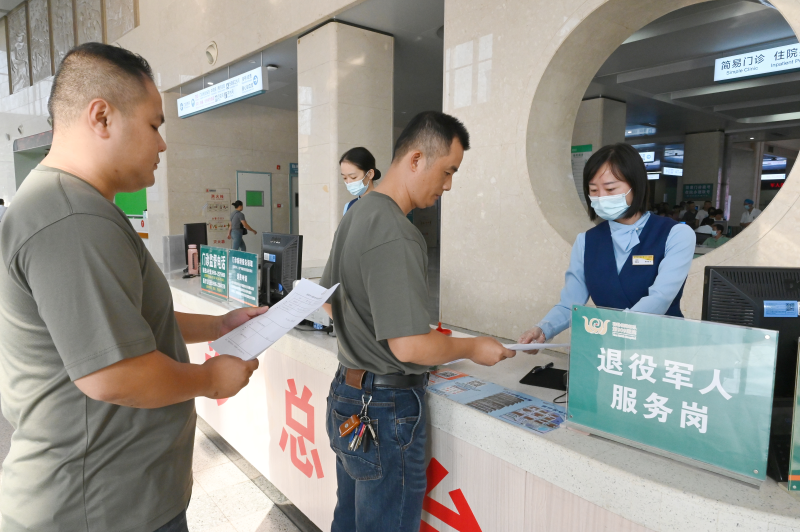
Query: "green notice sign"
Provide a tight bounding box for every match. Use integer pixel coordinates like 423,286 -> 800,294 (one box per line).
200,245 -> 228,300
228,249 -> 259,307
788,344 -> 800,492
569,306 -> 777,484
683,183 -> 713,199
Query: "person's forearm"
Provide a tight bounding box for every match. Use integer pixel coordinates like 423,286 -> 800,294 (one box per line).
76,351 -> 211,409
388,330 -> 479,365
322,302 -> 332,319
175,311 -> 221,344
244,222 -> 256,232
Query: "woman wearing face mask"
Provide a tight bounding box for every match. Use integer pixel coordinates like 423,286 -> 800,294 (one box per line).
340,147 -> 381,215
518,143 -> 696,351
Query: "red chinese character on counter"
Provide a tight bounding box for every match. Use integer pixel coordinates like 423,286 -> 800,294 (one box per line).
278,379 -> 324,479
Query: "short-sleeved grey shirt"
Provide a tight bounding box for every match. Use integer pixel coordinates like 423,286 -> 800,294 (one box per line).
231,209 -> 245,231
0,166 -> 194,532
320,192 -> 431,375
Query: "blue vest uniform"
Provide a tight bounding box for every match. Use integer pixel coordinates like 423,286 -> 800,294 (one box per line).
584,215 -> 684,317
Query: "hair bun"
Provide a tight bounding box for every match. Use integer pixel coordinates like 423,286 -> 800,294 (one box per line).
372,169 -> 382,180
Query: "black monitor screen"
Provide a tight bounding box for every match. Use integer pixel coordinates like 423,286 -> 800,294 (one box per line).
184,223 -> 208,266
261,233 -> 303,305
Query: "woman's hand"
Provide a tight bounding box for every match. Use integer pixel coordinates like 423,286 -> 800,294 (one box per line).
518,326 -> 546,355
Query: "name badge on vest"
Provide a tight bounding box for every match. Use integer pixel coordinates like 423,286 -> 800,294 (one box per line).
632,255 -> 654,266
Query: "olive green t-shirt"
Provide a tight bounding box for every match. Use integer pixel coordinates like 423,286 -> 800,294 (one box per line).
0,166 -> 194,532
320,192 -> 431,375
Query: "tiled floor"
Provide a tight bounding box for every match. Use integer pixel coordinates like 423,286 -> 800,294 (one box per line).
188,420 -> 304,532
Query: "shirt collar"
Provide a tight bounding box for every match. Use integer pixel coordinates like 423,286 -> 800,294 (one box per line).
608,212 -> 650,254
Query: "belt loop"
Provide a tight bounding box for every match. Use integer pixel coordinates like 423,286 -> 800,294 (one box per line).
363,371 -> 374,394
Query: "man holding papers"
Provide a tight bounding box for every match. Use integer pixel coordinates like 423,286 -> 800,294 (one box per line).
320,111 -> 514,532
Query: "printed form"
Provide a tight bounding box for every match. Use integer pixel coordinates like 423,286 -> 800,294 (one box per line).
211,280 -> 339,360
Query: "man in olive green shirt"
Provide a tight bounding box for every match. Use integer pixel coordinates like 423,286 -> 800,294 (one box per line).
0,44 -> 262,532
702,223 -> 730,249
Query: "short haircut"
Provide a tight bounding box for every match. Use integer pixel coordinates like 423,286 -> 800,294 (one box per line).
393,111 -> 470,165
686,201 -> 695,206
232,200 -> 243,208
582,143 -> 648,222
713,223 -> 725,233
48,43 -> 154,127
340,147 -> 382,180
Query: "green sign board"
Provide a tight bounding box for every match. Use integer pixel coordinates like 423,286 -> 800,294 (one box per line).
228,249 -> 259,307
569,306 -> 778,484
788,344 -> 800,492
200,245 -> 228,300
571,144 -> 593,153
683,183 -> 713,200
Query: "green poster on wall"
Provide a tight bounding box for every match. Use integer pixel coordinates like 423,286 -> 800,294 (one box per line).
568,306 -> 778,484
682,183 -> 713,200
228,249 -> 259,308
200,246 -> 228,301
114,189 -> 147,215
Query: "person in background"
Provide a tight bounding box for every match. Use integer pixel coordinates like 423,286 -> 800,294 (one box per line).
340,147 -> 381,215
671,205 -> 682,221
740,198 -> 762,228
713,210 -> 725,221
320,112 -> 513,532
681,201 -> 697,226
678,200 -> 687,219
0,199 -> 6,222
703,223 -> 730,248
228,200 -> 257,251
695,217 -> 715,236
518,143 -> 695,353
656,203 -> 669,217
0,43 -> 263,532
696,200 -> 711,222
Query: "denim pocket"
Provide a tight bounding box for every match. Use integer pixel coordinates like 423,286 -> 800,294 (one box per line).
394,388 -> 424,451
329,408 -> 382,481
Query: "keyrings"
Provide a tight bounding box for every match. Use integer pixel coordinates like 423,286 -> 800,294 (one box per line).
339,394 -> 378,452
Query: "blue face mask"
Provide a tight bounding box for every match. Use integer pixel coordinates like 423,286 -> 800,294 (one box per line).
589,189 -> 631,221
345,172 -> 370,197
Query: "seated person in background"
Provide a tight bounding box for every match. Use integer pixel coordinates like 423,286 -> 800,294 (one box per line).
656,203 -> 669,217
702,224 -> 730,248
713,211 -> 725,221
671,205 -> 682,221
695,217 -> 715,235
681,201 -> 697,226
696,200 -> 711,222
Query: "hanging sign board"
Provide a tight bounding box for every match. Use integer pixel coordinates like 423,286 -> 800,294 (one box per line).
568,306 -> 777,484
683,183 -> 713,200
178,66 -> 268,118
200,245 -> 229,300
714,43 -> 800,82
228,249 -> 259,308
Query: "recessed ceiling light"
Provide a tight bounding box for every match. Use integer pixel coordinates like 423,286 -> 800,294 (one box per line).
207,82 -> 213,85
249,60 -> 256,63
750,137 -> 755,140
266,64 -> 278,71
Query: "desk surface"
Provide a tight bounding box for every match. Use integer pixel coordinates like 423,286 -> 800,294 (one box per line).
169,275 -> 800,531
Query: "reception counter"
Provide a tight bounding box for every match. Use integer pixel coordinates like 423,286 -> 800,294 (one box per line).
169,276 -> 800,532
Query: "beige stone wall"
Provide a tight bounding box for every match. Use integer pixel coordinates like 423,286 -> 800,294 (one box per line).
441,0 -> 800,341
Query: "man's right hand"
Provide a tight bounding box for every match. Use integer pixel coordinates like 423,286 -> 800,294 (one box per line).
203,355 -> 259,399
469,337 -> 515,366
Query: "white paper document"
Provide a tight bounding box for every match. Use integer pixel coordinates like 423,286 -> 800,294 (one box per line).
502,343 -> 570,351
211,280 -> 339,360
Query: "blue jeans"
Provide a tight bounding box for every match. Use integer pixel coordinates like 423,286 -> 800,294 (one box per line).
326,367 -> 428,532
231,230 -> 246,251
153,510 -> 188,532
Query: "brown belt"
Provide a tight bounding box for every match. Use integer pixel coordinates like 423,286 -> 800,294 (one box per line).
343,367 -> 428,390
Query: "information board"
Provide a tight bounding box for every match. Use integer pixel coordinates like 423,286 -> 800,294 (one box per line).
788,342 -> 800,492
200,245 -> 228,300
178,66 -> 268,118
228,249 -> 259,308
569,306 -> 778,484
683,183 -> 713,200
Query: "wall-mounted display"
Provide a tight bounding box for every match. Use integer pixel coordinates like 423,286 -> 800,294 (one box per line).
28,0 -> 53,84
7,3 -> 31,94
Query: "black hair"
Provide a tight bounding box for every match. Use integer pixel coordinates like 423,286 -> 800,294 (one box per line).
582,143 -> 649,222
713,223 -> 725,233
701,217 -> 713,226
49,42 -> 154,126
232,200 -> 243,208
339,147 -> 381,180
393,111 -> 470,163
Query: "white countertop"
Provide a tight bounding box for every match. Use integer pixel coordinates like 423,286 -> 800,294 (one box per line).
169,276 -> 800,531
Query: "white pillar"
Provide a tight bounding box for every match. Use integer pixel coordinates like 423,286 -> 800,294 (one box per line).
296,22 -> 394,265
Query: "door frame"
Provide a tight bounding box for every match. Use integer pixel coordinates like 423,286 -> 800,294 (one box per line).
236,170 -> 273,233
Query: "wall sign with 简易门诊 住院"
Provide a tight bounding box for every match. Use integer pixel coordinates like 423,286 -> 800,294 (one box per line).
715,43 -> 800,82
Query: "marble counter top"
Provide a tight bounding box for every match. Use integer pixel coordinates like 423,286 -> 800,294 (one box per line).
169,277 -> 800,531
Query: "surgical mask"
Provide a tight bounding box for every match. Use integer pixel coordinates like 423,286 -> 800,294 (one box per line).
744,204 -> 751,211
588,189 -> 631,221
345,173 -> 370,196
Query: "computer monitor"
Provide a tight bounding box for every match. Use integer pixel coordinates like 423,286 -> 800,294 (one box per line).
260,233 -> 303,306
702,266 -> 800,400
702,267 -> 800,482
183,223 -> 208,267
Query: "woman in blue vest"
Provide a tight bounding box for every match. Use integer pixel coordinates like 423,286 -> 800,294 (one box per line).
340,147 -> 381,215
518,143 -> 695,351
